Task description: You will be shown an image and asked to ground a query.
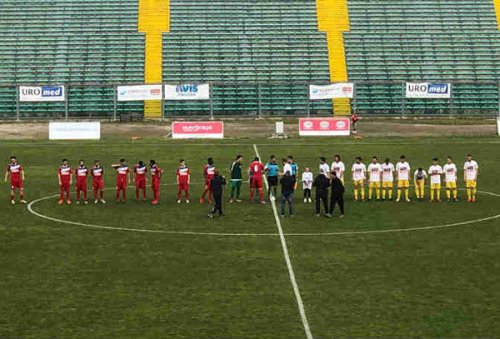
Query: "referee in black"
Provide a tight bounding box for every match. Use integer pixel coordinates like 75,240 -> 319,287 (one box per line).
329,171 -> 345,217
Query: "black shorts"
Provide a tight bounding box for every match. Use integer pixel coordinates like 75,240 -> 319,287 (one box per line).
268,176 -> 278,187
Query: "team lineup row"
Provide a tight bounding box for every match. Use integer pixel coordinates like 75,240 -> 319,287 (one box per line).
5,154 -> 479,207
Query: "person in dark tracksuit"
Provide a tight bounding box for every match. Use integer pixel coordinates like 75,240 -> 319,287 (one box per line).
208,171 -> 226,218
330,171 -> 345,217
313,172 -> 331,217
280,171 -> 296,217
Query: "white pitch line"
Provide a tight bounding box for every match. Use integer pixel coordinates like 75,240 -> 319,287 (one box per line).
253,143 -> 313,339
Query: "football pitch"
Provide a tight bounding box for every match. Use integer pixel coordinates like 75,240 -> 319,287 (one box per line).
1,136 -> 500,338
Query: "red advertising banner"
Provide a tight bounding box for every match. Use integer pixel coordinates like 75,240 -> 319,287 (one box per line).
172,121 -> 224,139
299,118 -> 351,136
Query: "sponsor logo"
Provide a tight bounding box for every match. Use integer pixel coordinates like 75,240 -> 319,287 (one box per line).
319,121 -> 330,129
336,121 -> 346,129
428,83 -> 449,94
41,86 -> 63,97
303,121 -> 313,129
176,84 -> 199,96
150,88 -> 161,95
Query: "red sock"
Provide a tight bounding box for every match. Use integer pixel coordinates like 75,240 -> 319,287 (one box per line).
94,190 -> 97,199
250,188 -> 254,200
136,188 -> 139,199
59,188 -> 64,200
115,189 -> 120,200
66,190 -> 70,201
177,186 -> 182,200
123,190 -> 127,201
185,188 -> 189,200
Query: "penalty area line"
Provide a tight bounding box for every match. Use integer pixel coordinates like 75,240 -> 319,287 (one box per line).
253,143 -> 313,339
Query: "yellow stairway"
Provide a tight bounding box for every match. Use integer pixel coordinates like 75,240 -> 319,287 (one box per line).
138,0 -> 170,118
316,0 -> 351,115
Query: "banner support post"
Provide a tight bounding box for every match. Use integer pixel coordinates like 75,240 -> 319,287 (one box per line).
257,83 -> 262,118
16,85 -> 20,122
160,83 -> 165,121
209,83 -> 214,120
401,82 -> 406,118
64,85 -> 69,120
113,84 -> 117,121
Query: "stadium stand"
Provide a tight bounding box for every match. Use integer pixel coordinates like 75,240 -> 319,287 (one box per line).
0,0 -> 499,118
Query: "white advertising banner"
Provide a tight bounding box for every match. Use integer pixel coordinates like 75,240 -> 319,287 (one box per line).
49,122 -> 101,140
309,83 -> 354,100
165,84 -> 210,100
19,85 -> 66,102
406,83 -> 451,99
497,117 -> 500,136
117,85 -> 162,101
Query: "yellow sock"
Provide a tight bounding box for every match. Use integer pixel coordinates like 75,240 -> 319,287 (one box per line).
467,188 -> 471,200
421,187 -> 425,199
453,189 -> 457,199
361,187 -> 365,200
446,189 -> 451,200
430,189 -> 434,201
473,188 -> 477,200
405,189 -> 409,200
354,188 -> 358,200
436,190 -> 440,201
376,189 -> 381,200
368,188 -> 373,200
388,190 -> 393,200
397,189 -> 401,200
382,189 -> 386,200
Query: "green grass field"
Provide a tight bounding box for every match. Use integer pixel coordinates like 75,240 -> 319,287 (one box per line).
1,137 -> 500,338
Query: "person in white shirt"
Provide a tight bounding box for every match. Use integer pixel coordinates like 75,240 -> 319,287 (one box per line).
428,158 -> 443,202
381,158 -> 395,201
351,157 -> 367,201
331,155 -> 345,183
282,158 -> 292,177
302,167 -> 314,203
367,156 -> 382,201
319,157 -> 330,180
463,154 -> 479,202
395,155 -> 411,202
443,156 -> 458,202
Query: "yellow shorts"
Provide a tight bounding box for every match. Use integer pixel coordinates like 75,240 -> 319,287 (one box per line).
398,180 -> 410,188
382,181 -> 393,188
353,180 -> 365,187
446,182 -> 457,189
369,182 -> 381,189
430,183 -> 441,190
466,180 -> 477,188
414,180 -> 425,188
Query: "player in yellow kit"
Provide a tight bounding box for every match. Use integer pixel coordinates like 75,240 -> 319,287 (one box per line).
381,158 -> 395,201
351,157 -> 367,202
428,158 -> 443,202
443,156 -> 458,202
463,154 -> 479,202
367,156 -> 382,201
395,155 -> 411,202
413,167 -> 427,201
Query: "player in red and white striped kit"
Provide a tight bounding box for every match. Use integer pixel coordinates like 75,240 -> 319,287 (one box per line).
134,160 -> 147,201
248,157 -> 266,204
200,158 -> 215,204
112,159 -> 131,203
91,160 -> 105,204
176,159 -> 190,203
75,160 -> 89,204
4,156 -> 26,205
58,159 -> 72,205
150,159 -> 163,205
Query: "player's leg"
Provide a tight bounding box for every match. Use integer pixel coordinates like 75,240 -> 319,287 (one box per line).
388,183 -> 393,200
177,184 -> 182,202
397,181 -> 402,201
452,182 -> 458,201
280,194 -> 286,216
315,191 -> 321,214
10,187 -> 15,204
446,183 -> 451,201
404,181 -> 410,201
65,184 -> 71,204
472,181 -> 477,202
353,181 -> 359,201
368,182 -> 373,200
323,194 -> 329,215
288,193 -> 294,215
382,183 -> 387,200
360,181 -> 365,201
436,184 -> 441,201
115,185 -> 120,201
376,182 -> 381,200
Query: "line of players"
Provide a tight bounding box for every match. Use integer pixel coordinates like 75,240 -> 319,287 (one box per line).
5,153 -> 479,205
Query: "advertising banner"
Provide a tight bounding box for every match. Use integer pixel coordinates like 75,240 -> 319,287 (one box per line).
309,83 -> 354,100
299,118 -> 351,136
406,83 -> 451,99
172,121 -> 223,139
165,84 -> 210,100
19,85 -> 65,102
117,85 -> 162,101
49,122 -> 101,140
